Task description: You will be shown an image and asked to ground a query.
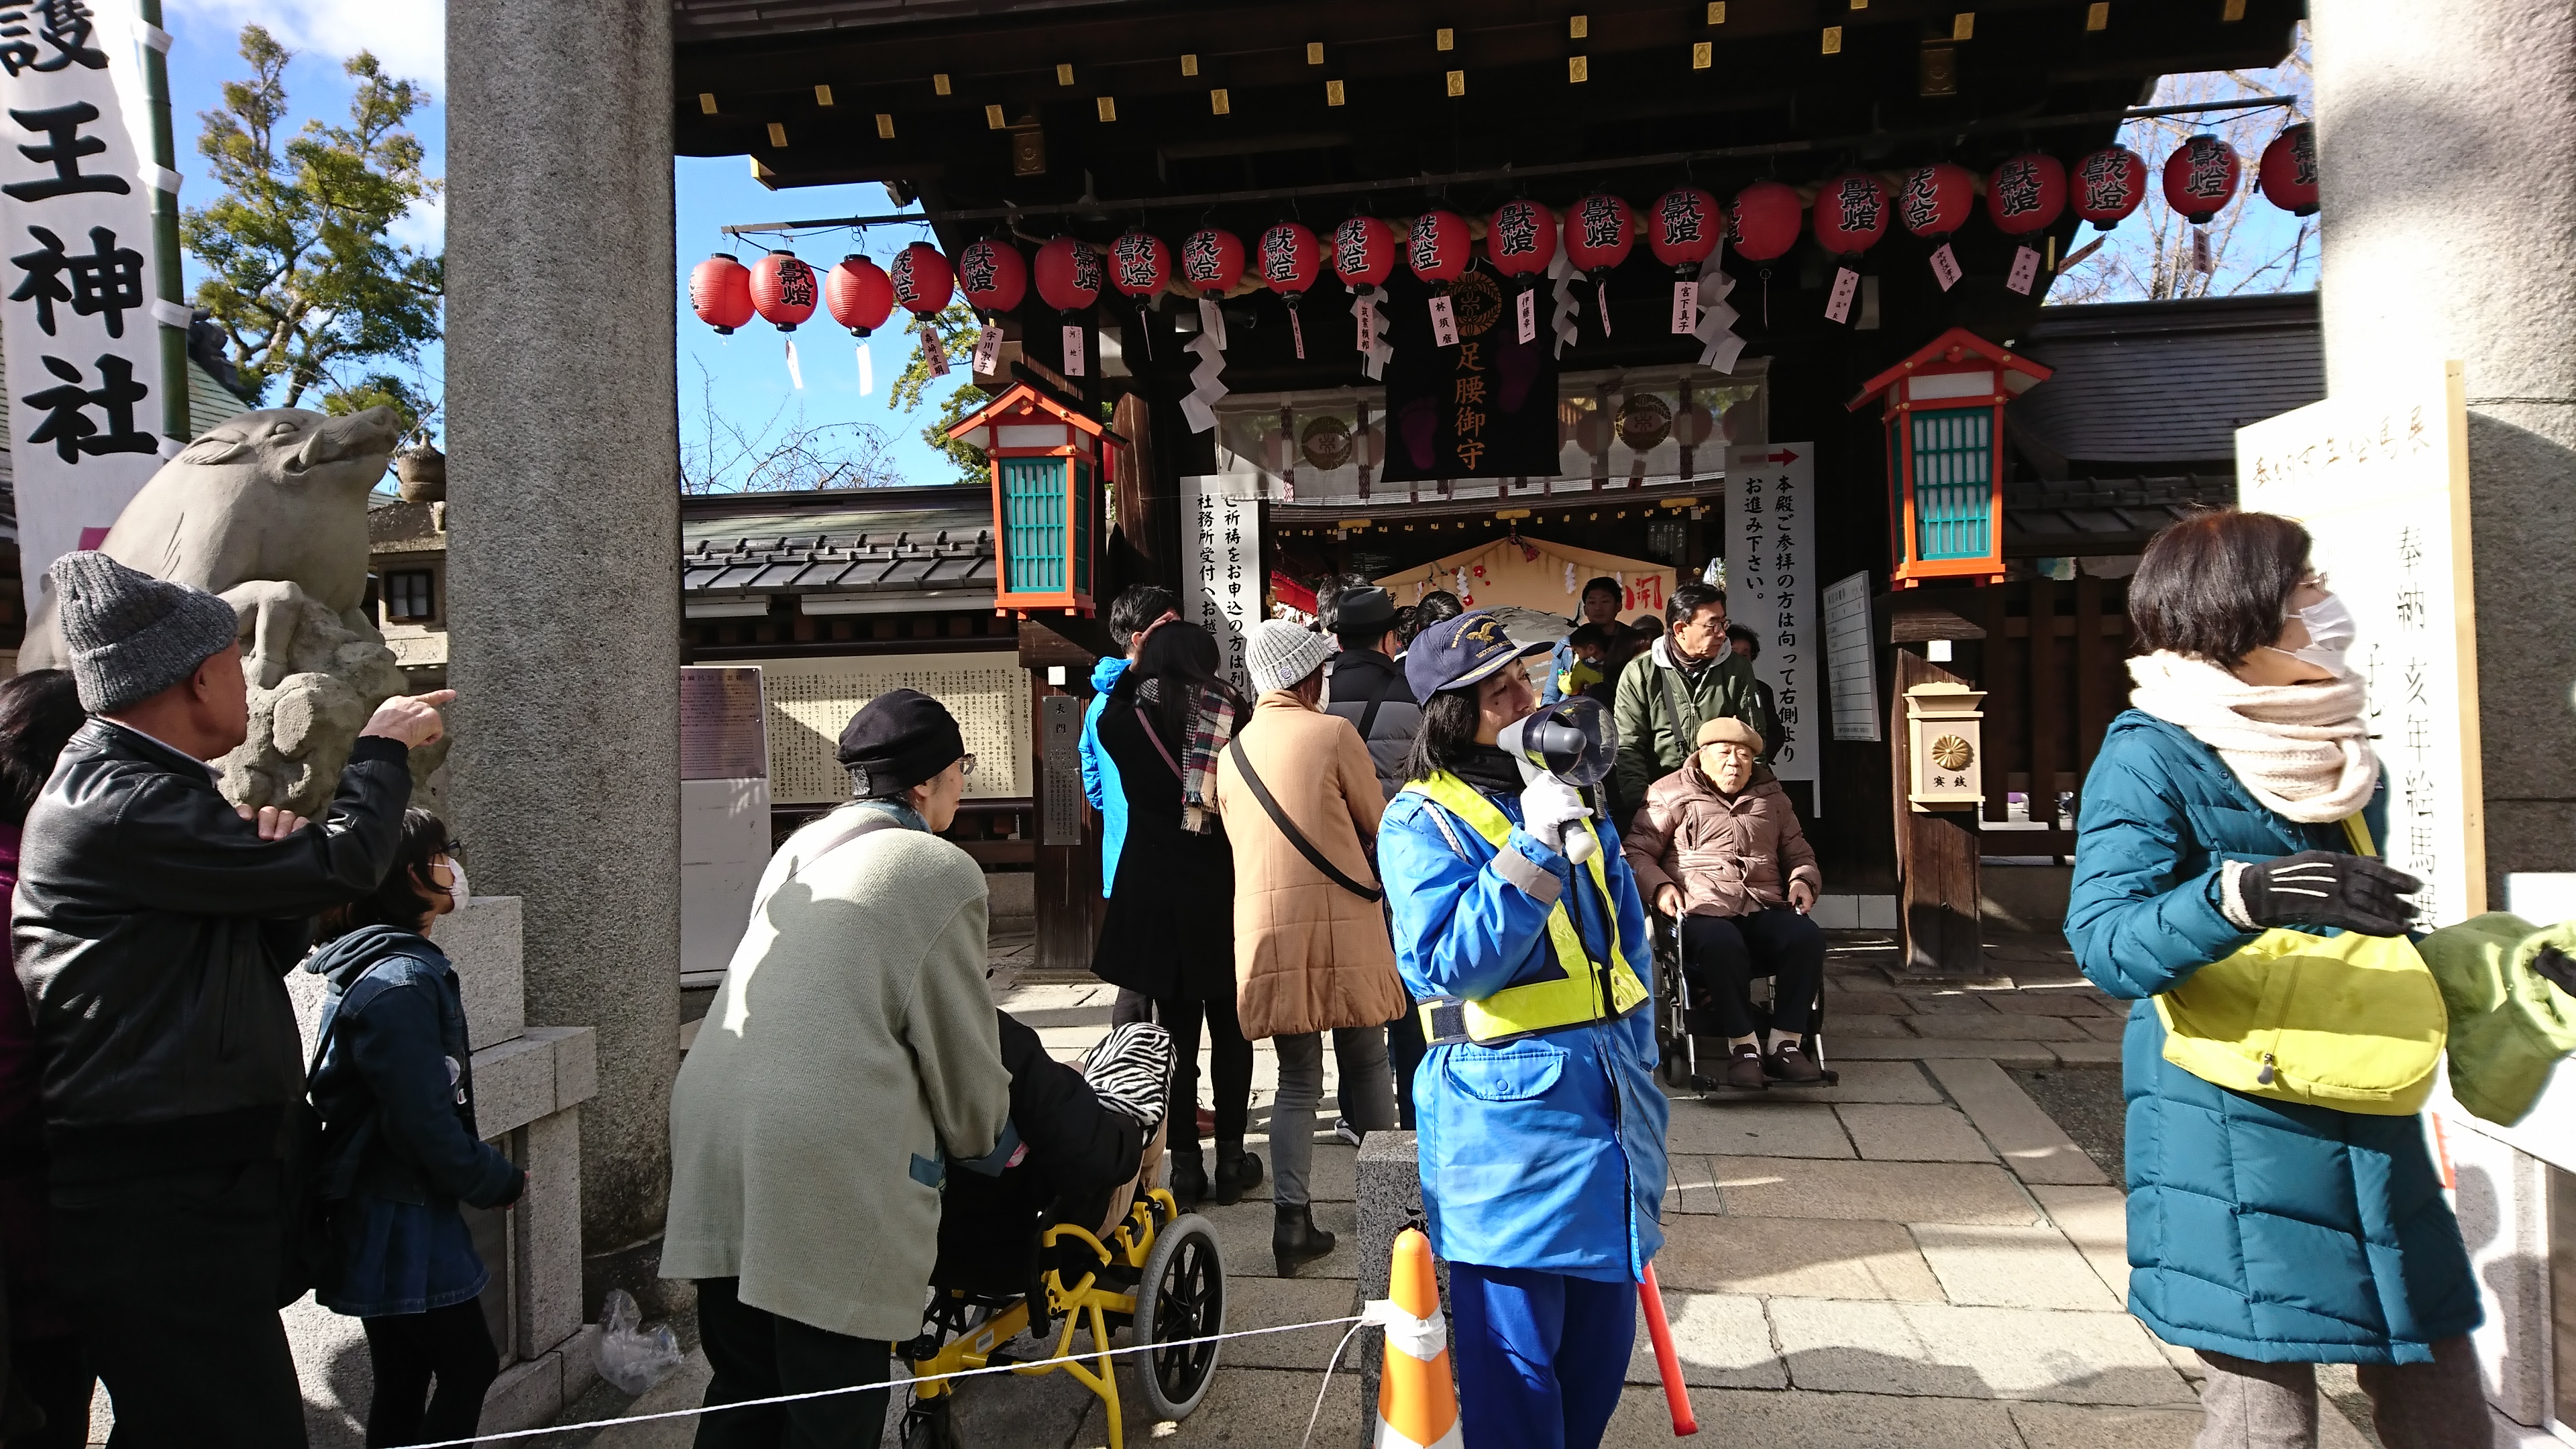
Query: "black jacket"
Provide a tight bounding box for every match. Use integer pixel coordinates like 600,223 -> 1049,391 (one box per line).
13,720 -> 411,1180
1321,649 -> 1424,801
306,926 -> 523,1212
933,1009 -> 1142,1296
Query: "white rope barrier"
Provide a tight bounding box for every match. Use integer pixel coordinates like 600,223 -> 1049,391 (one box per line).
402,1311 -> 1373,1448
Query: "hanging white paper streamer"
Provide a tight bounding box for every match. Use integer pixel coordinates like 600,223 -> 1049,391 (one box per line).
1824,267 -> 1860,324
1179,297 -> 1229,434
785,337 -> 804,389
918,320 -> 951,376
2005,246 -> 2042,296
1693,246 -> 1746,373
857,342 -> 873,395
1669,280 -> 1699,335
971,324 -> 1004,375
1546,223 -> 1580,358
1428,294 -> 1459,347
1929,243 -> 1963,292
1516,288 -> 1538,344
1062,324 -> 1086,377
1352,286 -> 1392,379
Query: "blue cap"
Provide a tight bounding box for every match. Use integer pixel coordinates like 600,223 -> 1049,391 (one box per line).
1405,611 -> 1550,702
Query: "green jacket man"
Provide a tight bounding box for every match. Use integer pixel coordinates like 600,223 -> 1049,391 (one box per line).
1613,584 -> 1774,824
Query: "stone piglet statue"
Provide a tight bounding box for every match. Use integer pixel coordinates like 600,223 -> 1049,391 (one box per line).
21,405 -> 445,814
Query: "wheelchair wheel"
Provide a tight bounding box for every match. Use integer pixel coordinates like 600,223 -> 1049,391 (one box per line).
1132,1213 -> 1224,1421
901,1395 -> 962,1449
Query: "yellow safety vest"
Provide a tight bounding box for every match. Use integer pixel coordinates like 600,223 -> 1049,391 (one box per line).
1401,771 -> 1651,1046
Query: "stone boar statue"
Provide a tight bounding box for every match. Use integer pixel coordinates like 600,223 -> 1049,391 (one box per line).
19,405 -> 447,815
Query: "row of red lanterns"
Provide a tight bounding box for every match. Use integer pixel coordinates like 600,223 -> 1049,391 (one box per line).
692,125 -> 2316,335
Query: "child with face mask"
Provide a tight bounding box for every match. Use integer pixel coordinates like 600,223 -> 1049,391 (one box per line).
304,809 -> 525,1448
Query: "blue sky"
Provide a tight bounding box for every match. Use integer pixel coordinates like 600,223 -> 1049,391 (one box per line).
160,4 -> 2310,489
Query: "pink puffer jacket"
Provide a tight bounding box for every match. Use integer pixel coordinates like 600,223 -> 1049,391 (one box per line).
1621,759 -> 1822,918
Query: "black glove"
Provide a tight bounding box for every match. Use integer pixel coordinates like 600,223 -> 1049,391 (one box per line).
2239,850 -> 2420,936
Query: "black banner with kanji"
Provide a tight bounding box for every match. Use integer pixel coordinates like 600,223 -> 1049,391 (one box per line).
1375,269 -> 1558,482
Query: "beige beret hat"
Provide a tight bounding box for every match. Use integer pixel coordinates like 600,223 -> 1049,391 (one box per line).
1694,716 -> 1765,753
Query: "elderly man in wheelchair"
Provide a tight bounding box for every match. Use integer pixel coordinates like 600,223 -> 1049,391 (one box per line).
1622,717 -> 1833,1093
901,1010 -> 1226,1449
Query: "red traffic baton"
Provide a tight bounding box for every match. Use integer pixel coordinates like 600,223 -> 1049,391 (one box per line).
1638,1263 -> 1698,1435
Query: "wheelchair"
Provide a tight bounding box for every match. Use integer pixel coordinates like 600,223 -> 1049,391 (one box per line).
1654,910 -> 1838,1095
896,1144 -> 1226,1449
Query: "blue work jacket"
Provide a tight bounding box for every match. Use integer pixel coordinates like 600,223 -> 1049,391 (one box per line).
1379,774 -> 1668,1283
2067,710 -> 2478,1365
1081,657 -> 1132,896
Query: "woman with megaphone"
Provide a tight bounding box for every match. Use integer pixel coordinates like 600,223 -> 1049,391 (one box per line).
1377,611 -> 1668,1449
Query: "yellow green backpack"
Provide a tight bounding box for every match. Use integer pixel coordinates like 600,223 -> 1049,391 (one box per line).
2153,816 -> 2448,1116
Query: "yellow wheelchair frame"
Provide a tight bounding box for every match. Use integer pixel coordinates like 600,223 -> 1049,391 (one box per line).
901,1186 -> 1224,1449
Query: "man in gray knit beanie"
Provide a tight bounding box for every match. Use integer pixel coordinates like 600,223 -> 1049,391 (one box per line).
13,549 -> 454,1443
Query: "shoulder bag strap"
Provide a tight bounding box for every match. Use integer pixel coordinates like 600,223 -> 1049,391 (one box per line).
1357,688 -> 1387,741
1227,735 -> 1383,902
1658,661 -> 1693,757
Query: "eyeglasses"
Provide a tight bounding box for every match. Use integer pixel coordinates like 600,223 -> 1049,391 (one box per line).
442,839 -> 466,861
959,753 -> 978,777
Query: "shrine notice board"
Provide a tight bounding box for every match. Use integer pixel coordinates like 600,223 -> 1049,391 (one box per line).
737,650 -> 1032,806
2236,359 -> 2483,926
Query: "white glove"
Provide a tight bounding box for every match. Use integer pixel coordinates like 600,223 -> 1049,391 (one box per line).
1519,772 -> 1596,863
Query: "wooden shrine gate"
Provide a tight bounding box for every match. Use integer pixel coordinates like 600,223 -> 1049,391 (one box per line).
1972,574 -> 2137,859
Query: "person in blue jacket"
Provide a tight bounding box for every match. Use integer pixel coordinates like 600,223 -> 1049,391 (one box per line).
1080,584 -> 1181,902
2065,511 -> 2486,1449
307,809 -> 527,1448
1378,612 -> 1668,1449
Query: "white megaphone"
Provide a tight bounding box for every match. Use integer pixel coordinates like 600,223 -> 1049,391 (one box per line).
1495,696 -> 1620,864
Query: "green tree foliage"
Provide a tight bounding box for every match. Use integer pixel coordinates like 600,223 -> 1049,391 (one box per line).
182,26 -> 442,411
887,301 -> 986,483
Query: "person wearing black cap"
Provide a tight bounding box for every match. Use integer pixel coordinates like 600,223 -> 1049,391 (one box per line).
1316,577 -> 1421,802
662,688 -> 1011,1449
1377,611 -> 1668,1449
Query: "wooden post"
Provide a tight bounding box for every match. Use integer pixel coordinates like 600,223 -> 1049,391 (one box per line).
2072,570 -> 2108,831
1020,617 -> 1116,974
1980,582 -> 2015,827
2026,574 -> 2059,832
1892,649 -> 1984,975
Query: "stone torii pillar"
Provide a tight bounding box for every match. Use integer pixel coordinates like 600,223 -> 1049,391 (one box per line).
2311,0 -> 2576,898
445,0 -> 682,1271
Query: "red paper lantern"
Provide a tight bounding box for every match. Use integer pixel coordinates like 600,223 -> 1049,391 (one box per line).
1564,193 -> 1635,277
690,253 -> 755,334
1035,235 -> 1102,313
888,241 -> 953,315
823,254 -> 894,336
1258,222 -> 1321,298
1110,229 -> 1170,298
1485,199 -> 1556,278
1648,186 -> 1721,272
1332,216 -> 1395,288
1728,181 -> 1802,263
2162,134 -> 2241,225
1407,210 -> 1470,284
1897,163 -> 1977,238
747,250 -> 818,331
1985,154 -> 2068,235
1181,227 -> 1246,292
2072,146 -> 2149,230
956,239 -> 1026,315
2257,122 -> 2319,217
1812,172 -> 1890,257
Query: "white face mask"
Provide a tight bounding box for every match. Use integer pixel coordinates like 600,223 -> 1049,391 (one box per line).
2272,592 -> 2355,674
443,858 -> 470,914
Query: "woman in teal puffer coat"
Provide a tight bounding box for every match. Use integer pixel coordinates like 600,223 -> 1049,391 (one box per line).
2066,511 -> 2487,1449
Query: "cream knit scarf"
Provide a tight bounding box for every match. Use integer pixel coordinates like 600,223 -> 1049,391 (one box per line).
2126,651 -> 2379,823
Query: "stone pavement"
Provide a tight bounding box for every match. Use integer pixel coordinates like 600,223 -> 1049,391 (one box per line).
579,930 -> 2387,1449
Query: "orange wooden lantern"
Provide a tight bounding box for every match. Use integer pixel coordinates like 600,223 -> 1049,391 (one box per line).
949,382 -> 1125,616
1847,328 -> 2052,588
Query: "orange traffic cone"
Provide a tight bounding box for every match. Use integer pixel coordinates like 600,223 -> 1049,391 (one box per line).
1375,1228 -> 1463,1449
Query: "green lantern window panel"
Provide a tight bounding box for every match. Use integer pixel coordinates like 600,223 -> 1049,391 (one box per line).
1908,407 -> 1992,561
1071,460 -> 1095,598
1000,457 -> 1067,594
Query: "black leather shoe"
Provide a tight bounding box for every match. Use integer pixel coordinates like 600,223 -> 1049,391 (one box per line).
1214,1145 -> 1264,1205
1723,1044 -> 1768,1091
1168,1150 -> 1209,1210
1273,1203 -> 1337,1276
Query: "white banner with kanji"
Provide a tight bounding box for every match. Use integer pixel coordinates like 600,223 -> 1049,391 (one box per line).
1726,442 -> 1818,784
1,0 -> 178,617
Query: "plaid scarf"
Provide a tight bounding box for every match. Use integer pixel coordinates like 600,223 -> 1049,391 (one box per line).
1179,686 -> 1236,834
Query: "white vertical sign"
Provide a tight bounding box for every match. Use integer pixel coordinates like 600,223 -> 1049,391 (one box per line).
1183,473 -> 1258,692
1823,570 -> 1881,742
0,0 -> 179,617
2237,360 -> 2483,926
1726,442 -> 1818,784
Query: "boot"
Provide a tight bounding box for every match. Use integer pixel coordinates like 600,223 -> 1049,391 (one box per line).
1213,1144 -> 1264,1206
1168,1148 -> 1209,1210
1273,1203 -> 1336,1277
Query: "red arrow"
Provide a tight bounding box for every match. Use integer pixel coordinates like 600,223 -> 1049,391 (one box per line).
1754,448 -> 1800,464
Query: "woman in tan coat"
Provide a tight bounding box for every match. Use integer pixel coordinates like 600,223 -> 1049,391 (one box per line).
1623,717 -> 1829,1091
1212,621 -> 1407,1275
